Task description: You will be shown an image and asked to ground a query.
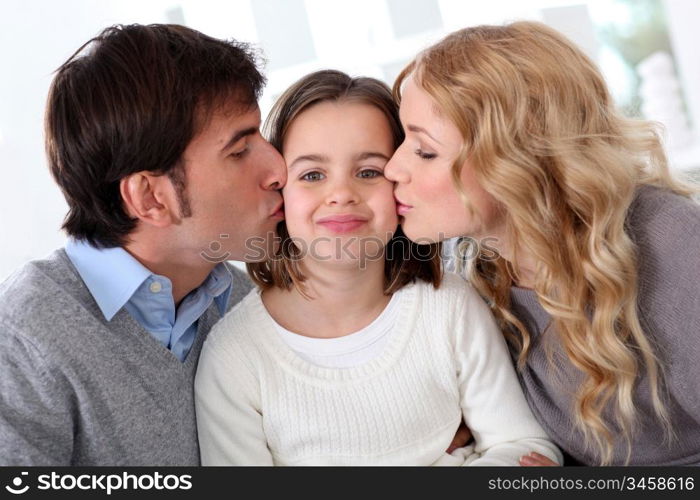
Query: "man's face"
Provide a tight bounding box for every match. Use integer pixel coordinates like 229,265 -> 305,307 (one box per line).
173,103 -> 286,263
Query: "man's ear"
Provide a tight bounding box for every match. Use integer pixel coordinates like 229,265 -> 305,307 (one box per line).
119,172 -> 180,228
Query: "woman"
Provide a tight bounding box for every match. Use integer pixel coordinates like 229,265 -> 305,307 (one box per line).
384,21 -> 700,465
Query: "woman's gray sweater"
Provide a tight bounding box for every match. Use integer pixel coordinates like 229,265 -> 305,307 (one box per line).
510,185 -> 700,465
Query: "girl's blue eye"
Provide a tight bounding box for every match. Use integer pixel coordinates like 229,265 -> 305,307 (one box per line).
358,169 -> 382,179
301,171 -> 325,182
415,149 -> 437,160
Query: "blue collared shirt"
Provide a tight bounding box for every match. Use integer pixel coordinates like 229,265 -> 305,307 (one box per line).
65,239 -> 233,362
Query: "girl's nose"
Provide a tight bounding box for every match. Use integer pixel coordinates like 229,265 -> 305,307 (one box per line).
325,180 -> 359,206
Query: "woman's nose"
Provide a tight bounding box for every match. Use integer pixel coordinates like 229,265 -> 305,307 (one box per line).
384,148 -> 408,184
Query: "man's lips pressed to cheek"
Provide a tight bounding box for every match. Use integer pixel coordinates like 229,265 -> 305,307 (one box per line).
270,201 -> 285,219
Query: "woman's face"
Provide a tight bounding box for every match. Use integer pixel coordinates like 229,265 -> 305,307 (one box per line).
384,76 -> 502,244
281,101 -> 398,265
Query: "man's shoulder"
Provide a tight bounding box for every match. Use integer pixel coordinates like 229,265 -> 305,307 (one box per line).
0,249 -> 73,310
0,248 -> 97,345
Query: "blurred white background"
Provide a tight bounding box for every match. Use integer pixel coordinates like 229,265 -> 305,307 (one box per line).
1,0 -> 699,280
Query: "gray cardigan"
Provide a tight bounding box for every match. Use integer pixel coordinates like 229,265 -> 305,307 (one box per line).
0,249 -> 252,465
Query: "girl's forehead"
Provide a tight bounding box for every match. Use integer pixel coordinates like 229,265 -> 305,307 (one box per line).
284,103 -> 394,153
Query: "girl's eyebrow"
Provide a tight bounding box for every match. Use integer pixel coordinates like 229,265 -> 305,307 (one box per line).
288,151 -> 390,170
288,154 -> 329,170
355,151 -> 390,162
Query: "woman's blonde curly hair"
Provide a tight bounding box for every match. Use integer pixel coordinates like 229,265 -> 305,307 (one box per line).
394,21 -> 696,464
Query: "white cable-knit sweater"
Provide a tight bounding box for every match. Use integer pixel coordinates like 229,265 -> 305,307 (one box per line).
195,273 -> 562,466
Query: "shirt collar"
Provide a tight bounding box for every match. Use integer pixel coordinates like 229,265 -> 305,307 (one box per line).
65,238 -> 233,321
206,262 -> 234,317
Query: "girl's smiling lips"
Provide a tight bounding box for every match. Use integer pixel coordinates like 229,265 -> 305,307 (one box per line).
316,213 -> 369,234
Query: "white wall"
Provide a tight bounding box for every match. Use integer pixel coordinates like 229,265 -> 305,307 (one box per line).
665,0 -> 700,136
0,0 -> 176,279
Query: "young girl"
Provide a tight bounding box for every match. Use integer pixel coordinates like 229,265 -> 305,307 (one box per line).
194,70 -> 562,466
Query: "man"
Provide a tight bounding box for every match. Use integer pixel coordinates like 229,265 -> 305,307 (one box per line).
0,24 -> 285,465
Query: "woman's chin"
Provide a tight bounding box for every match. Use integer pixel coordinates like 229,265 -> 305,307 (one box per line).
399,223 -> 445,245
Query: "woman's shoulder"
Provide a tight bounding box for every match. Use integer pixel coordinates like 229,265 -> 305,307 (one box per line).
627,184 -> 700,242
627,185 -> 700,271
627,185 -> 700,334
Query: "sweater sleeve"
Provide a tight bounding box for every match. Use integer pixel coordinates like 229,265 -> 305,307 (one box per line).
194,338 -> 273,466
453,284 -> 563,466
0,330 -> 75,465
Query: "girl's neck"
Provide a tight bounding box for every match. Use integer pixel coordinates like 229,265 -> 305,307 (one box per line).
261,257 -> 391,339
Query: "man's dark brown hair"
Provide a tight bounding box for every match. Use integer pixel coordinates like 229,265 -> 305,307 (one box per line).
45,24 -> 265,248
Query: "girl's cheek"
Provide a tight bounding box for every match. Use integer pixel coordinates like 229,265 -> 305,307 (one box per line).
380,189 -> 400,225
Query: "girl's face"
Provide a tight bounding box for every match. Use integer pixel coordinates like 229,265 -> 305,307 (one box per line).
384,76 -> 502,243
281,101 -> 398,265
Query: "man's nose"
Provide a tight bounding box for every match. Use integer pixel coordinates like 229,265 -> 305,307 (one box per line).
261,141 -> 287,190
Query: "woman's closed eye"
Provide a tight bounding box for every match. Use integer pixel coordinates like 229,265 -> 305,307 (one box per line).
415,148 -> 437,160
